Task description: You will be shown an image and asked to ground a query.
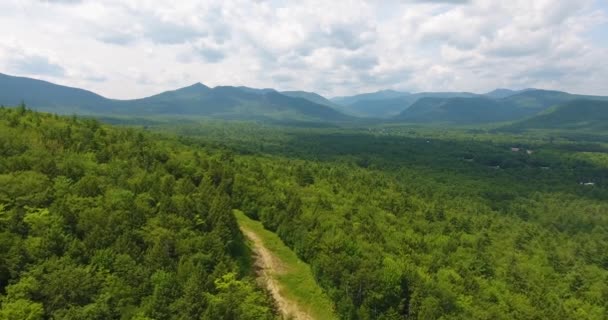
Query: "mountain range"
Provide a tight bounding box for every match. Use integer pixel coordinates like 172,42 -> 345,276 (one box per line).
394,89 -> 608,124
1,72 -> 607,129
0,73 -> 350,123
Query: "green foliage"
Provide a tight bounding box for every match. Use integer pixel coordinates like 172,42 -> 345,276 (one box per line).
165,120 -> 608,319
0,107 -> 276,320
203,273 -> 275,320
2,105 -> 608,319
0,299 -> 44,320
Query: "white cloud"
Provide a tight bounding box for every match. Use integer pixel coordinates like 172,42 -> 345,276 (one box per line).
0,0 -> 605,98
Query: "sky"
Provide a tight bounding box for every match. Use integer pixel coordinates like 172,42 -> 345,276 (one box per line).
0,0 -> 607,99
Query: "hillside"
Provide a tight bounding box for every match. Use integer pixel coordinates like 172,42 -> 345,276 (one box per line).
115,85 -> 351,122
506,99 -> 608,131
0,72 -> 114,114
331,89 -> 410,107
335,92 -> 478,118
333,88 -> 608,120
395,89 -> 608,124
395,96 -> 517,123
0,73 -> 350,123
281,90 -> 338,108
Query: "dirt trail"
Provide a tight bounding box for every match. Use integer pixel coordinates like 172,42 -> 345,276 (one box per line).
241,227 -> 314,320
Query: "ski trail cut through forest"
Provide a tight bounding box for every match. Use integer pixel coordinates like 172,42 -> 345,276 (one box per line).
234,210 -> 337,320
241,227 -> 312,320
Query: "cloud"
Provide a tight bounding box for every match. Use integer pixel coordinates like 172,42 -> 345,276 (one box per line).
84,74 -> 107,82
97,31 -> 138,46
142,20 -> 206,45
196,47 -> 226,63
0,0 -> 606,98
410,0 -> 470,3
8,54 -> 66,77
38,0 -> 82,4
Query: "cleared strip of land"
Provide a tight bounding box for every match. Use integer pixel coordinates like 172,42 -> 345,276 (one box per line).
234,210 -> 337,320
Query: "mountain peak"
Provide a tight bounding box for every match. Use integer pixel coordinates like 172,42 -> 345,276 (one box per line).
188,82 -> 210,89
172,82 -> 211,94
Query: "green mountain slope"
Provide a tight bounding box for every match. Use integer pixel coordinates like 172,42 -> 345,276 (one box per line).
395,89 -> 608,124
0,72 -> 114,113
281,90 -> 338,108
506,99 -> 608,131
396,96 -> 518,123
484,88 -> 532,99
0,73 -> 350,122
115,85 -> 351,121
331,89 -> 410,106
335,88 -> 608,120
335,92 -> 478,118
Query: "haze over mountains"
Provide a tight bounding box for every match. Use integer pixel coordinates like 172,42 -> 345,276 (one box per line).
1,72 -> 607,129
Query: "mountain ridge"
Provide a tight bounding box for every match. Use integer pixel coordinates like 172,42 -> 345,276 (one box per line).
502,99 -> 608,131
3,72 -> 608,126
395,90 -> 608,124
0,72 -> 350,122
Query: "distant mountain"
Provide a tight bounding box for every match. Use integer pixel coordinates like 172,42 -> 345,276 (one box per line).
236,86 -> 277,95
331,88 -> 608,119
4,72 -> 607,125
504,100 -> 608,131
0,73 -> 351,122
484,88 -> 533,99
331,90 -> 410,107
395,89 -> 608,124
0,72 -> 114,113
281,91 -> 338,108
335,91 -> 478,118
396,96 -> 520,124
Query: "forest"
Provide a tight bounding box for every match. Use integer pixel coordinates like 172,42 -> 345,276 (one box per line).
171,121 -> 608,319
0,105 -> 276,319
1,106 -> 608,319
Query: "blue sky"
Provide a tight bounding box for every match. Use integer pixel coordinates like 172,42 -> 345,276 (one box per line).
0,0 -> 606,98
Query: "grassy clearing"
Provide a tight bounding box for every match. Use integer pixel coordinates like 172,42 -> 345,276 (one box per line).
234,210 -> 337,320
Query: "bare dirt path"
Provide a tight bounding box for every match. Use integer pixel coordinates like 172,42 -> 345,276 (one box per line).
240,227 -> 314,320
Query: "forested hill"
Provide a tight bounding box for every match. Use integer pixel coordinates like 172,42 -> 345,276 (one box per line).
0,105 -> 276,319
0,72 -> 113,113
395,89 -> 608,124
504,99 -> 608,131
0,73 -> 350,123
280,90 -> 340,108
333,91 -> 476,118
395,96 -> 520,124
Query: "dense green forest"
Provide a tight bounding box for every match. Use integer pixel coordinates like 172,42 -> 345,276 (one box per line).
1,106 -> 608,319
0,105 -> 276,319
162,121 -> 608,319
